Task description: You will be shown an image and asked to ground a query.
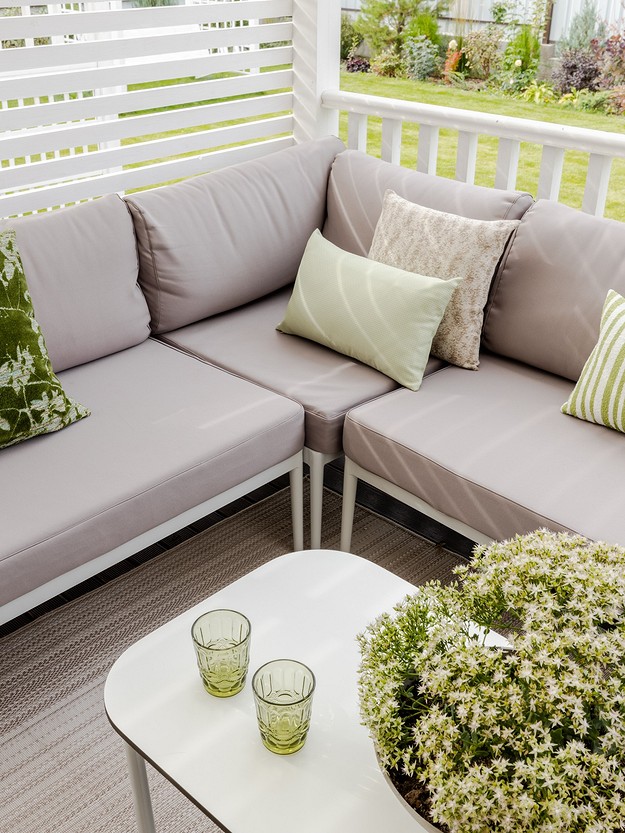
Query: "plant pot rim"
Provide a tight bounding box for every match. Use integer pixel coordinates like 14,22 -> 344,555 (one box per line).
376,752 -> 442,833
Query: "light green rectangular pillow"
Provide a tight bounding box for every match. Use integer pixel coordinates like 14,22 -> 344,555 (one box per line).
562,289 -> 625,432
277,230 -> 461,391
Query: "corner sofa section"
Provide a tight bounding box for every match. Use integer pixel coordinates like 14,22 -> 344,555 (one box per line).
341,198 -> 625,550
131,142 -> 533,547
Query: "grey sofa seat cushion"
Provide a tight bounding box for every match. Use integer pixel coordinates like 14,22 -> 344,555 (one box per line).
344,353 -> 625,545
0,339 -> 304,606
126,136 -> 345,334
483,199 -> 625,382
3,194 -> 150,372
159,287 -> 446,455
323,150 -> 534,256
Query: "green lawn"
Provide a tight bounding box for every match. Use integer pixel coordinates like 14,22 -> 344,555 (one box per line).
339,71 -> 625,222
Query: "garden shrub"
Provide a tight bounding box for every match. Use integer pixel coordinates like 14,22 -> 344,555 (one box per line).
558,0 -> 605,53
552,46 -> 601,94
606,84 -> 625,113
345,52 -> 371,73
402,12 -> 441,48
505,24 -> 540,72
371,49 -> 406,77
355,0 -> 449,59
403,35 -> 440,80
499,24 -> 540,93
462,25 -> 502,79
558,87 -> 610,111
599,29 -> 625,86
341,14 -> 359,61
518,79 -> 556,103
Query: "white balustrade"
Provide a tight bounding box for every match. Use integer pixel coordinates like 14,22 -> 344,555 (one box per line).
321,88 -> 625,218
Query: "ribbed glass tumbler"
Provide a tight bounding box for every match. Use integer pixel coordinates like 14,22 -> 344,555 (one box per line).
252,659 -> 316,754
191,609 -> 251,697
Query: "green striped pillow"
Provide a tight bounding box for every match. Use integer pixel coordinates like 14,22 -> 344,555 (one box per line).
561,289 -> 625,432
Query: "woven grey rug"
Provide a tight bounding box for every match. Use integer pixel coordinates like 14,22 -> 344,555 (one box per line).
0,487 -> 467,833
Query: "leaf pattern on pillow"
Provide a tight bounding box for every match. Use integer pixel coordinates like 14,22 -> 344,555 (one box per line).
369,191 -> 519,370
0,230 -> 89,449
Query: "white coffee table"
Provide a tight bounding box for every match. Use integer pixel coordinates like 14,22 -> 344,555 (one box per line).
104,549 -> 437,833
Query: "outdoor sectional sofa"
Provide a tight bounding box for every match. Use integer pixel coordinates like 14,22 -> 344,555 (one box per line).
2,133 -> 624,626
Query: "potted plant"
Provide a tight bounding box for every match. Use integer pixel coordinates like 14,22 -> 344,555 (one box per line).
357,529 -> 625,833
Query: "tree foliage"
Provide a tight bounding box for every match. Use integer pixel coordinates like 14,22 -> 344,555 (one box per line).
354,0 -> 447,56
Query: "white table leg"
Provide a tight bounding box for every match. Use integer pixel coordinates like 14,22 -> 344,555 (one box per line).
124,742 -> 157,833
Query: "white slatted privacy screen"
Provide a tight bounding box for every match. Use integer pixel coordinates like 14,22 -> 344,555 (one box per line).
0,0 -> 298,215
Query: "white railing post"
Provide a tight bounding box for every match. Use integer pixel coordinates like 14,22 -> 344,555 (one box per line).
291,0 -> 340,142
347,112 -> 368,151
416,124 -> 439,175
381,118 -> 402,164
495,138 -> 520,190
456,130 -> 478,184
537,145 -> 565,201
582,154 -> 612,217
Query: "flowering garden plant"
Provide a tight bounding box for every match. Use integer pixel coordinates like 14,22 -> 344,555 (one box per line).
357,529 -> 625,833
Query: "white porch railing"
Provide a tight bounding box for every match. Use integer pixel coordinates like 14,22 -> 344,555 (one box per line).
321,89 -> 625,219
1,0 -> 625,220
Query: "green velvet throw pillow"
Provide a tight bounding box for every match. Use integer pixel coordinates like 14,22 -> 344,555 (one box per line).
0,229 -> 90,449
561,289 -> 625,432
277,230 -> 461,391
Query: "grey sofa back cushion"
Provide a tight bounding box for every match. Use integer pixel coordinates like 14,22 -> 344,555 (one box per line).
125,136 -> 345,334
323,150 -> 534,255
4,194 -> 150,372
483,199 -> 625,382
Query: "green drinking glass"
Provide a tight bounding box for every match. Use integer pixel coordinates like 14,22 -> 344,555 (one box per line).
252,659 -> 316,754
191,609 -> 251,697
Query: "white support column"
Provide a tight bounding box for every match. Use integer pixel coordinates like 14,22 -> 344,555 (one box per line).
582,153 -> 612,217
416,124 -> 439,174
347,112 -> 368,151
495,137 -> 520,190
381,118 -> 402,164
537,145 -> 565,201
456,130 -> 478,184
291,0 -> 340,142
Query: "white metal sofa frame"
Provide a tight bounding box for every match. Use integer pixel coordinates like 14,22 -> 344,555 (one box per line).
1,455 -> 303,626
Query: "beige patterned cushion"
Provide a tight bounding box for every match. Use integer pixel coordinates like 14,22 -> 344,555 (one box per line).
368,191 -> 519,370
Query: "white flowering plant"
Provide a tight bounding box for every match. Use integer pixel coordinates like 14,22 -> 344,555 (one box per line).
357,529 -> 625,833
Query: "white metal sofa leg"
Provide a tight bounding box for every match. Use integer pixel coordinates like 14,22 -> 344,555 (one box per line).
340,457 -> 359,552
289,455 -> 305,551
303,448 -> 342,549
